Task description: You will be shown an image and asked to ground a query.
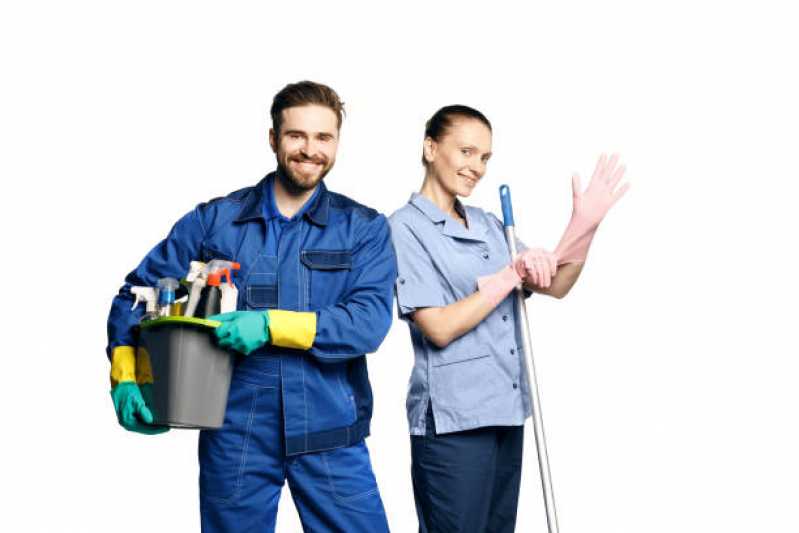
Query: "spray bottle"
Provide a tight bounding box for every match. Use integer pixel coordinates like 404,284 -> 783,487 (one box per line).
216,262 -> 240,314
198,260 -> 240,317
156,277 -> 180,317
183,261 -> 208,317
131,286 -> 158,321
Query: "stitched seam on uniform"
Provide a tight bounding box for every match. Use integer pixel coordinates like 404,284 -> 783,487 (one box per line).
234,387 -> 259,497
432,354 -> 491,368
300,361 -> 310,453
418,396 -> 430,435
205,384 -> 259,505
297,221 -> 304,310
243,367 -> 280,377
208,194 -> 252,240
244,251 -> 277,307
299,222 -> 309,451
321,449 -> 379,504
246,285 -> 278,309
301,250 -> 352,269
279,356 -> 289,474
232,377 -> 277,390
195,205 -> 208,238
315,353 -> 360,360
336,372 -> 356,422
286,419 -> 370,455
292,442 -> 350,454
303,252 -> 310,310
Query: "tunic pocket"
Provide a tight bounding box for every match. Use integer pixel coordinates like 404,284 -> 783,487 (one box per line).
429,342 -> 501,414
431,342 -> 491,367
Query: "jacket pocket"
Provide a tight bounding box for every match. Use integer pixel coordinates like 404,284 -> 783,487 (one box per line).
300,249 -> 353,270
245,271 -> 278,309
246,284 -> 278,309
301,249 -> 352,308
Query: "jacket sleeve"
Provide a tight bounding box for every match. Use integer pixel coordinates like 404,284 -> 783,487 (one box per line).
308,213 -> 397,362
106,205 -> 207,359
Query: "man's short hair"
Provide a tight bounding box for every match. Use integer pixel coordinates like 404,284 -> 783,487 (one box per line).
270,81 -> 345,135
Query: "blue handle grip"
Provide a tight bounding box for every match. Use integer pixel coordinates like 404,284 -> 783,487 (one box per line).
499,184 -> 515,227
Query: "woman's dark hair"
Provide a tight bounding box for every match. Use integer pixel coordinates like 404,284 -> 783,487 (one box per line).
422,105 -> 492,166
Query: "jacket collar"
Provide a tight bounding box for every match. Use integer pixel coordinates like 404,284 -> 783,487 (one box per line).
409,193 -> 487,242
235,172 -> 330,226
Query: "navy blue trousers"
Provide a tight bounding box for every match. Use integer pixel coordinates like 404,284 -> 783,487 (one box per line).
411,407 -> 524,533
198,355 -> 389,532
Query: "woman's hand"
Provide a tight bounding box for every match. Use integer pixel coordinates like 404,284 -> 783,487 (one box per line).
570,153 -> 629,228
514,248 -> 558,289
555,153 -> 630,264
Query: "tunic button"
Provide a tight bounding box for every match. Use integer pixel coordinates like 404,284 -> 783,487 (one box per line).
502,315 -> 508,322
482,252 -> 489,259
399,278 -> 405,285
510,348 -> 515,355
512,383 -> 518,390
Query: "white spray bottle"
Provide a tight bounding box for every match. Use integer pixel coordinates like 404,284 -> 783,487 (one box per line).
131,286 -> 157,321
183,261 -> 208,317
219,274 -> 239,313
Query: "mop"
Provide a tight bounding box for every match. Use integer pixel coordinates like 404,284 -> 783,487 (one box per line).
499,184 -> 559,533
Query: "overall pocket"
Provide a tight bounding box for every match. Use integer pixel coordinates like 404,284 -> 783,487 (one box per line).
244,256 -> 278,310
319,440 -> 380,507
198,378 -> 259,504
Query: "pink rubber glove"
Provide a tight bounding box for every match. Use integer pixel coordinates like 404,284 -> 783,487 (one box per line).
554,153 -> 630,264
477,265 -> 522,308
514,248 -> 558,288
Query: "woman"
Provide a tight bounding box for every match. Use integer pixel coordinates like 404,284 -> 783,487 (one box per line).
388,105 -> 628,532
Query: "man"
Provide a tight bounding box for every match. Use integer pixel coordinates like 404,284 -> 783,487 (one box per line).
106,81 -> 396,532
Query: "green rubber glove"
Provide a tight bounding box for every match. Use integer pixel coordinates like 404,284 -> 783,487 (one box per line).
111,382 -> 169,435
210,311 -> 271,355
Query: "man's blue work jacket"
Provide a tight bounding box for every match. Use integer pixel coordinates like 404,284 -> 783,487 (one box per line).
107,172 -> 398,455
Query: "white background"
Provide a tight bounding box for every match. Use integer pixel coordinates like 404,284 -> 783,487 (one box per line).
2,1 -> 797,531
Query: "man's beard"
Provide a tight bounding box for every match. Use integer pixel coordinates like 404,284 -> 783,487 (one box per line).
276,154 -> 333,195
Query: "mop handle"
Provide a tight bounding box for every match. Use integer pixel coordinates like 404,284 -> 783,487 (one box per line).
500,184 -> 515,226
499,184 -> 560,533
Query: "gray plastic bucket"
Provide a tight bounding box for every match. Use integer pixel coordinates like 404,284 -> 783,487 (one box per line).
139,317 -> 233,429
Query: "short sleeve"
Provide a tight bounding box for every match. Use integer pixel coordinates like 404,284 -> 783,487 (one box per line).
388,218 -> 447,317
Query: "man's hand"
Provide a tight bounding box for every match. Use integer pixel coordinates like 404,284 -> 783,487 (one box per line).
210,311 -> 271,355
110,345 -> 169,435
111,382 -> 169,435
